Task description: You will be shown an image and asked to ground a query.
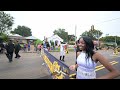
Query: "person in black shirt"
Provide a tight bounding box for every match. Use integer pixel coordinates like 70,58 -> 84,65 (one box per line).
0,43 -> 4,53
5,40 -> 14,62
45,41 -> 50,51
14,41 -> 21,59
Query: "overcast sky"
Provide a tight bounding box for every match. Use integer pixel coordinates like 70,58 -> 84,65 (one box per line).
5,11 -> 120,40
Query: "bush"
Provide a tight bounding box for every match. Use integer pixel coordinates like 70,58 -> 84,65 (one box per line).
0,33 -> 9,42
68,48 -> 74,52
68,42 -> 75,45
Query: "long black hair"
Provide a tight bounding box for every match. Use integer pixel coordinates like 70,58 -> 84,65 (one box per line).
79,36 -> 95,60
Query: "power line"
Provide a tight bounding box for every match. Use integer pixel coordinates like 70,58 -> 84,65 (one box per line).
94,17 -> 120,25
76,16 -> 120,38
79,16 -> 120,28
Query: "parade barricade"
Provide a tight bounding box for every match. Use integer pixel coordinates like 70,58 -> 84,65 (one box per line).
41,48 -> 76,79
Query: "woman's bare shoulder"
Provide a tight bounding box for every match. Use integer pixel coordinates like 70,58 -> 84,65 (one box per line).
93,51 -> 102,57
77,51 -> 81,57
93,51 -> 103,62
93,51 -> 108,62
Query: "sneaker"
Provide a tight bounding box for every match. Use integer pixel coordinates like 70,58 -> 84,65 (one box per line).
9,60 -> 12,63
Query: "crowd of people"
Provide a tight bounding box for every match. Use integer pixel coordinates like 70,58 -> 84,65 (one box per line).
0,40 -> 21,63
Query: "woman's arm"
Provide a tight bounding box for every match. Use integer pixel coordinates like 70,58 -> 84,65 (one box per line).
69,64 -> 78,71
75,64 -> 78,69
95,52 -> 120,79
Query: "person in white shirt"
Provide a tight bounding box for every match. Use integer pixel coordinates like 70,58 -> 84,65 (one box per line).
69,36 -> 120,79
60,42 -> 66,62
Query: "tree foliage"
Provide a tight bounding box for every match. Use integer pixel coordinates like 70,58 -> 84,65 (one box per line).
53,28 -> 68,42
0,11 -> 14,34
0,33 -> 9,42
68,35 -> 75,41
34,39 -> 43,46
80,29 -> 103,40
11,25 -> 32,37
100,36 -> 120,45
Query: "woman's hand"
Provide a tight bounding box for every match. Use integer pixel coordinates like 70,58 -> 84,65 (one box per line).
69,65 -> 76,71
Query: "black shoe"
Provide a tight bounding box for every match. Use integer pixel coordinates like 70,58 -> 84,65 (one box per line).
17,55 -> 21,58
18,55 -> 21,57
9,61 -> 12,63
15,57 -> 17,58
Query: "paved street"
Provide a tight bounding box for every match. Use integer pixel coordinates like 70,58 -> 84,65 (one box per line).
0,49 -> 120,79
49,49 -> 120,79
0,51 -> 50,79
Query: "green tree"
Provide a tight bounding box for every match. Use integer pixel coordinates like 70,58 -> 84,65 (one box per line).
68,34 -> 76,44
100,36 -> 114,42
81,31 -> 89,37
68,35 -> 75,41
34,39 -> 43,46
80,29 -> 103,40
0,11 -> 14,34
11,25 -> 32,37
0,33 -> 9,42
100,36 -> 120,46
53,28 -> 68,42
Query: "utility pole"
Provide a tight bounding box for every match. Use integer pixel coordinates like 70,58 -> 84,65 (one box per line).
115,36 -> 117,47
75,25 -> 77,45
98,31 -> 100,47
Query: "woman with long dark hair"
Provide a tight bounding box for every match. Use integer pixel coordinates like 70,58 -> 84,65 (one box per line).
69,36 -> 120,79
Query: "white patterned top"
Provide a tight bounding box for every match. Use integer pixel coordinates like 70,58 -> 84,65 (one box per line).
76,51 -> 97,79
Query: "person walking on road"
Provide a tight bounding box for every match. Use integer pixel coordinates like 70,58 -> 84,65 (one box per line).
60,42 -> 66,62
14,41 -> 21,59
5,40 -> 14,62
